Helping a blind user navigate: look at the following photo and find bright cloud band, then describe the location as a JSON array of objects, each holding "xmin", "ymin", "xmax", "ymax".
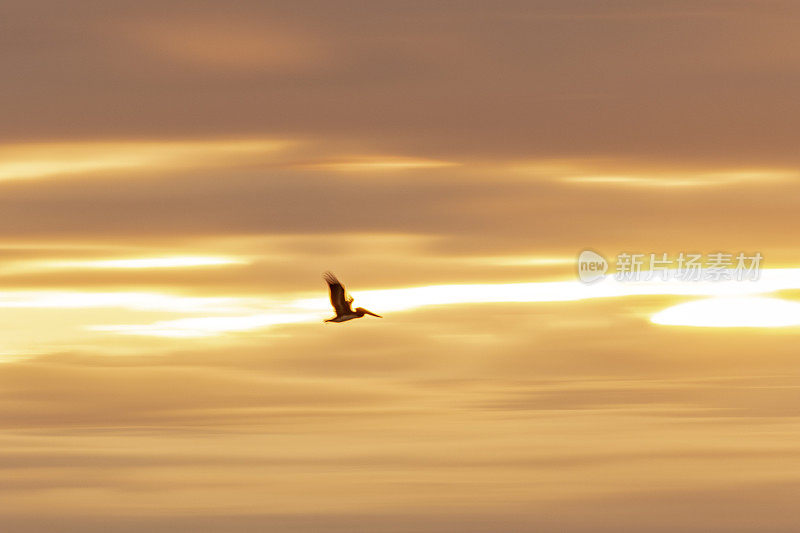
[{"xmin": 83, "ymin": 268, "xmax": 800, "ymax": 337}]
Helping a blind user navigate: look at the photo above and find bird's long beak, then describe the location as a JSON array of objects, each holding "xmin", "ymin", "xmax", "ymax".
[{"xmin": 363, "ymin": 309, "xmax": 382, "ymax": 318}]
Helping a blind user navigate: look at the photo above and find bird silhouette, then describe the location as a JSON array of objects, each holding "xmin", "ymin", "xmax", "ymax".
[{"xmin": 323, "ymin": 272, "xmax": 382, "ymax": 322}]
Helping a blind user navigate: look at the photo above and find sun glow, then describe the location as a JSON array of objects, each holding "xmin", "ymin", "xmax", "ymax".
[
  {"xmin": 87, "ymin": 268, "xmax": 800, "ymax": 337},
  {"xmin": 296, "ymin": 269, "xmax": 800, "ymax": 314},
  {"xmin": 651, "ymin": 297, "xmax": 800, "ymax": 328}
]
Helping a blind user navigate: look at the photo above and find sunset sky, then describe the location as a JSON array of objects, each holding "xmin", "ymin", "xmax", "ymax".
[{"xmin": 3, "ymin": 1, "xmax": 800, "ymax": 531}]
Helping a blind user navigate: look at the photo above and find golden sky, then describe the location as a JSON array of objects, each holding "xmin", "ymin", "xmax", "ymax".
[{"xmin": 2, "ymin": 1, "xmax": 800, "ymax": 531}]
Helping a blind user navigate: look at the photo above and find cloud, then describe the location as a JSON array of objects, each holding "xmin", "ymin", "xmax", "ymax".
[
  {"xmin": 131, "ymin": 19, "xmax": 326, "ymax": 72},
  {"xmin": 86, "ymin": 269, "xmax": 800, "ymax": 337},
  {"xmin": 296, "ymin": 156, "xmax": 458, "ymax": 172},
  {"xmin": 3, "ymin": 2, "xmax": 800, "ymax": 530},
  {"xmin": 3, "ymin": 1, "xmax": 800, "ymax": 164},
  {"xmin": 0, "ymin": 140, "xmax": 288, "ymax": 182}
]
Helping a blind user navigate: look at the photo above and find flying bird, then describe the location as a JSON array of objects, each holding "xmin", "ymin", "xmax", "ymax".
[{"xmin": 323, "ymin": 272, "xmax": 382, "ymax": 322}]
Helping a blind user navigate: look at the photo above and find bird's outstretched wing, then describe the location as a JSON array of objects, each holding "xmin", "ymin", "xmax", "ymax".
[{"xmin": 323, "ymin": 272, "xmax": 354, "ymax": 315}]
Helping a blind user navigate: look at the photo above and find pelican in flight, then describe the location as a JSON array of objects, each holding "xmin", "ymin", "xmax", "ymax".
[{"xmin": 323, "ymin": 272, "xmax": 382, "ymax": 322}]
